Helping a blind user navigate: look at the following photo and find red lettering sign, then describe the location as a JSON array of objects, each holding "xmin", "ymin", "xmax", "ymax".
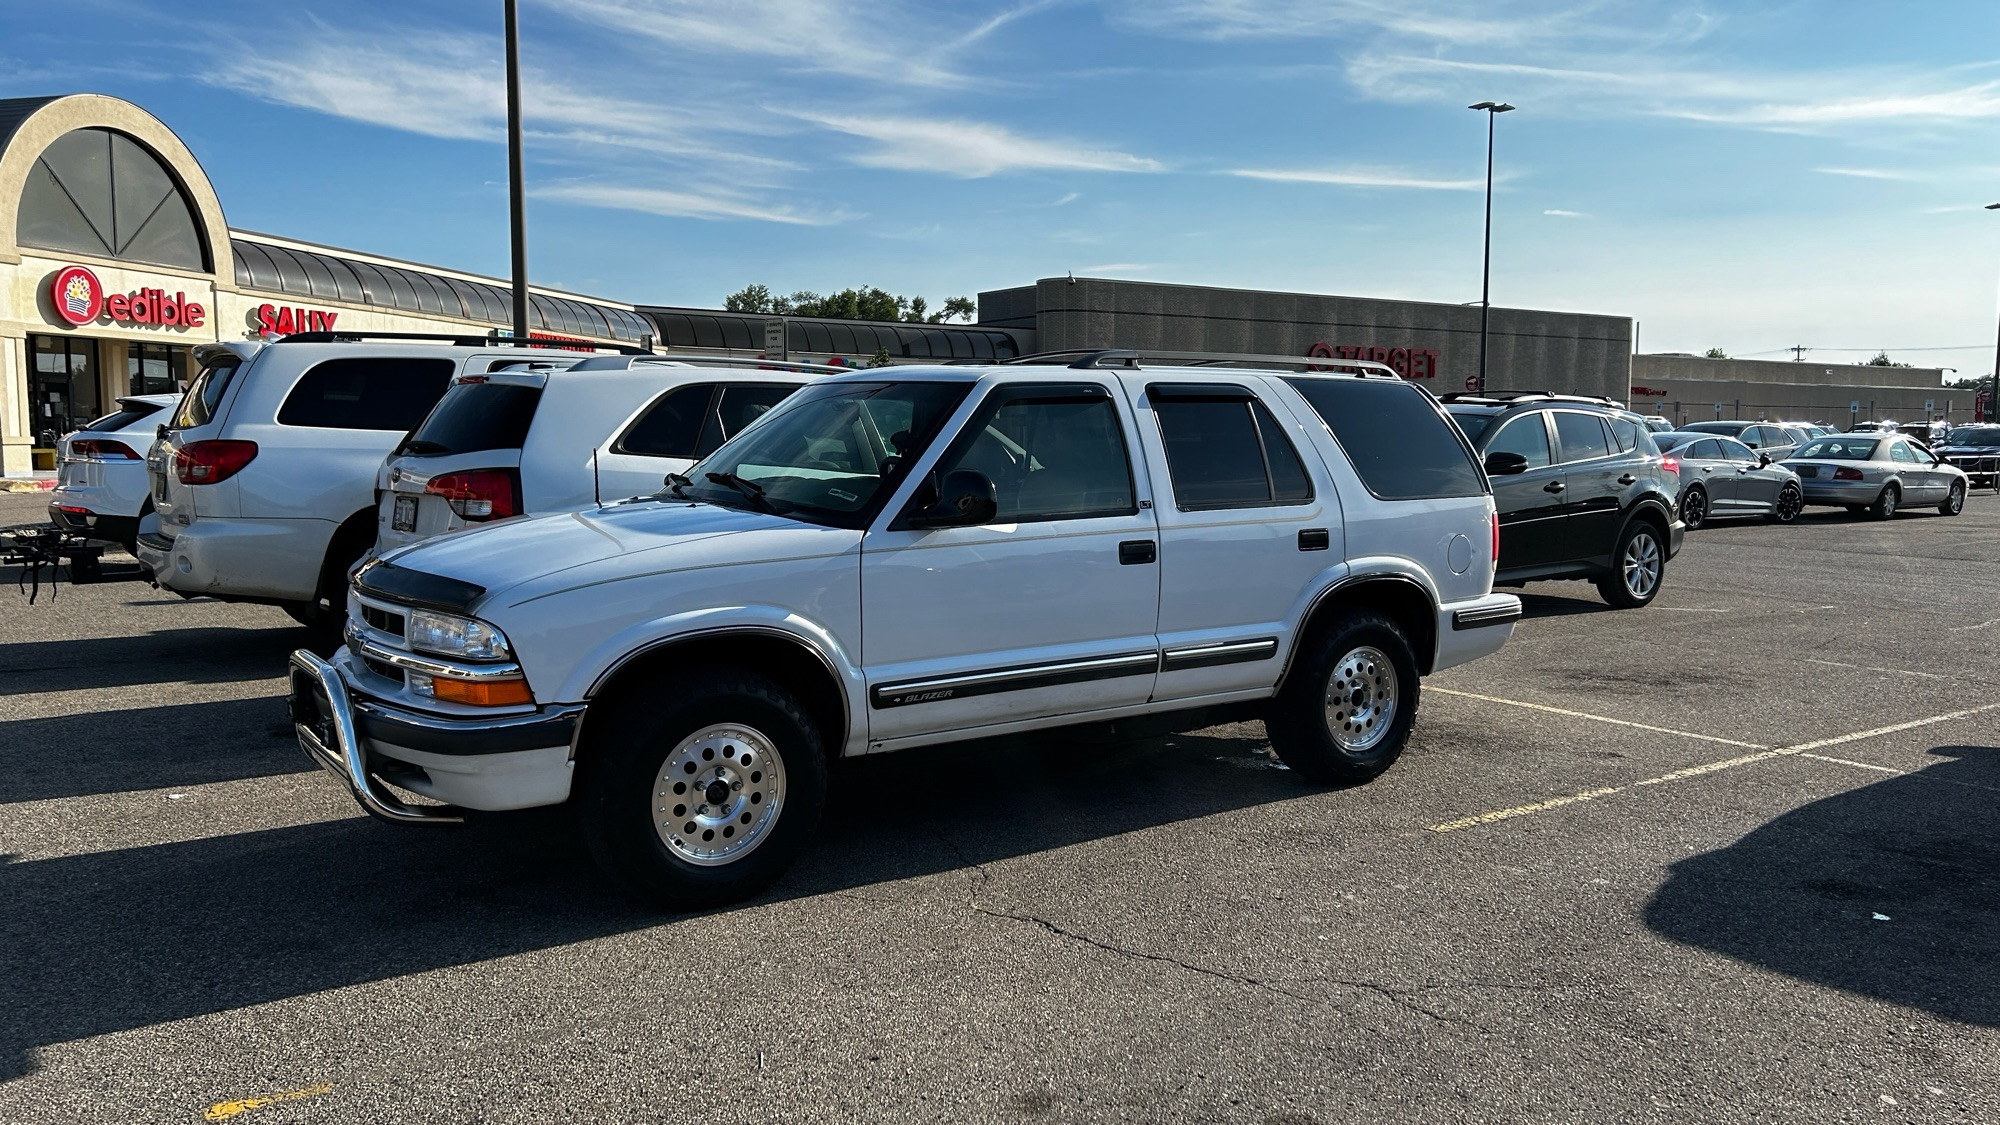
[
  {"xmin": 1629, "ymin": 385, "xmax": 1668, "ymax": 397},
  {"xmin": 1306, "ymin": 341, "xmax": 1440, "ymax": 380},
  {"xmin": 46, "ymin": 266, "xmax": 206, "ymax": 330},
  {"xmin": 255, "ymin": 303, "xmax": 339, "ymax": 336}
]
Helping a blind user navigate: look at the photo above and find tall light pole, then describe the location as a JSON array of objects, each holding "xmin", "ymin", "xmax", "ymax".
[
  {"xmin": 1987, "ymin": 203, "xmax": 2000, "ymax": 422},
  {"xmin": 505, "ymin": 0, "xmax": 529, "ymax": 344},
  {"xmin": 1469, "ymin": 102, "xmax": 1514, "ymax": 394}
]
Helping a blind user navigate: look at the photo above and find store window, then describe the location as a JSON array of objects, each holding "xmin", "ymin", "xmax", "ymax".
[
  {"xmin": 127, "ymin": 342, "xmax": 190, "ymax": 396},
  {"xmin": 30, "ymin": 335, "xmax": 101, "ymax": 442}
]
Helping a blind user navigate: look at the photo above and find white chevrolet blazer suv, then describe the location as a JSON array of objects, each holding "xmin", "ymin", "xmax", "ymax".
[
  {"xmin": 375, "ymin": 356, "xmax": 847, "ymax": 554},
  {"xmin": 289, "ymin": 353, "xmax": 1522, "ymax": 907},
  {"xmin": 136, "ymin": 334, "xmax": 613, "ymax": 628}
]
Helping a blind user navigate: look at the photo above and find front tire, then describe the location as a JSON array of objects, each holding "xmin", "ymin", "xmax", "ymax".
[
  {"xmin": 576, "ymin": 668, "xmax": 827, "ymax": 908},
  {"xmin": 1940, "ymin": 481, "xmax": 1966, "ymax": 516},
  {"xmin": 1595, "ymin": 519, "xmax": 1666, "ymax": 608},
  {"xmin": 1869, "ymin": 485, "xmax": 1899, "ymax": 521},
  {"xmin": 1680, "ymin": 486, "xmax": 1709, "ymax": 530},
  {"xmin": 1265, "ymin": 611, "xmax": 1419, "ymax": 785},
  {"xmin": 1766, "ymin": 483, "xmax": 1803, "ymax": 523}
]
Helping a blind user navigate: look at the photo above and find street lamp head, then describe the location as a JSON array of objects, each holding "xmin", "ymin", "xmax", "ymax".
[
  {"xmin": 1986, "ymin": 202, "xmax": 2000, "ymax": 210},
  {"xmin": 1470, "ymin": 101, "xmax": 1497, "ymax": 110},
  {"xmin": 1468, "ymin": 102, "xmax": 1515, "ymax": 112}
]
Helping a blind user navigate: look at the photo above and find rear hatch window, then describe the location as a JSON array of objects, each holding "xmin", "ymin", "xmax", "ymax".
[
  {"xmin": 1288, "ymin": 378, "xmax": 1485, "ymax": 499},
  {"xmin": 82, "ymin": 400, "xmax": 166, "ymax": 434},
  {"xmin": 398, "ymin": 381, "xmax": 542, "ymax": 456}
]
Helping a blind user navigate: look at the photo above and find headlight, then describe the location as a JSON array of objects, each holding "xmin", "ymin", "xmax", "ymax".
[{"xmin": 406, "ymin": 609, "xmax": 514, "ymax": 661}]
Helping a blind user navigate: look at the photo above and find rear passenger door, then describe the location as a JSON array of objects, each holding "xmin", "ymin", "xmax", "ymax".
[
  {"xmin": 1550, "ymin": 410, "xmax": 1626, "ymax": 564},
  {"xmin": 594, "ymin": 382, "xmax": 801, "ymax": 502},
  {"xmin": 1141, "ymin": 382, "xmax": 1327, "ymax": 700}
]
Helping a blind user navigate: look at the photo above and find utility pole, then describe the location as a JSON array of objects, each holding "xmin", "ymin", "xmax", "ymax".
[
  {"xmin": 1989, "ymin": 204, "xmax": 2000, "ymax": 421},
  {"xmin": 1790, "ymin": 345, "xmax": 1807, "ymax": 362},
  {"xmin": 505, "ymin": 0, "xmax": 529, "ymax": 344},
  {"xmin": 1468, "ymin": 102, "xmax": 1514, "ymax": 394}
]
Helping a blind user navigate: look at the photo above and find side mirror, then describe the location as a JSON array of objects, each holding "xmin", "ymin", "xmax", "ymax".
[
  {"xmin": 1484, "ymin": 451, "xmax": 1530, "ymax": 476},
  {"xmin": 905, "ymin": 469, "xmax": 998, "ymax": 528},
  {"xmin": 1758, "ymin": 452, "xmax": 1772, "ymax": 467}
]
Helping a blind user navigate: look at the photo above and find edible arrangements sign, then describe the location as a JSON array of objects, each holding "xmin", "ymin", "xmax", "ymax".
[{"xmin": 47, "ymin": 265, "xmax": 207, "ymax": 329}]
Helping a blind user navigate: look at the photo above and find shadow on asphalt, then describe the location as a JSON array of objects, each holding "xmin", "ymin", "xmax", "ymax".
[
  {"xmin": 1516, "ymin": 591, "xmax": 1616, "ymax": 619},
  {"xmin": 1646, "ymin": 743, "xmax": 2000, "ymax": 1027},
  {"xmin": 0, "ymin": 696, "xmax": 307, "ymax": 804},
  {"xmin": 0, "ymin": 727, "xmax": 1297, "ymax": 1080},
  {"xmin": 0, "ymin": 626, "xmax": 319, "ymax": 697}
]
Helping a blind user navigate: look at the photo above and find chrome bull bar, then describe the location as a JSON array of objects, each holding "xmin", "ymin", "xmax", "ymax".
[{"xmin": 288, "ymin": 648, "xmax": 464, "ymax": 824}]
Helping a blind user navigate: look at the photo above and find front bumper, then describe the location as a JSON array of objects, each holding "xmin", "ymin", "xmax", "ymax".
[{"xmin": 288, "ymin": 649, "xmax": 585, "ymax": 821}]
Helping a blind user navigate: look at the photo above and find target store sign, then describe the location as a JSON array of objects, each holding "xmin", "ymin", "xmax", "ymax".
[{"xmin": 46, "ymin": 264, "xmax": 207, "ymax": 329}]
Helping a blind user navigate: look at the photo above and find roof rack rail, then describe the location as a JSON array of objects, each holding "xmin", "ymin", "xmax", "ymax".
[
  {"xmin": 1005, "ymin": 348, "xmax": 1399, "ymax": 377},
  {"xmin": 276, "ymin": 330, "xmax": 654, "ymax": 355},
  {"xmin": 1438, "ymin": 389, "xmax": 1626, "ymax": 409},
  {"xmin": 630, "ymin": 354, "xmax": 866, "ymax": 376}
]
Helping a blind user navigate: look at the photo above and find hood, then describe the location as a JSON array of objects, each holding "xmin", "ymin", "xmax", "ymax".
[{"xmin": 381, "ymin": 500, "xmax": 857, "ymax": 607}]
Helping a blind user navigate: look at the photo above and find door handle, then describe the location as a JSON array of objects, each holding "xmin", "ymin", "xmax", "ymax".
[
  {"xmin": 1543, "ymin": 480, "xmax": 1565, "ymax": 493},
  {"xmin": 1119, "ymin": 540, "xmax": 1157, "ymax": 565},
  {"xmin": 1617, "ymin": 473, "xmax": 1636, "ymax": 485},
  {"xmin": 1701, "ymin": 466, "xmax": 1714, "ymax": 473}
]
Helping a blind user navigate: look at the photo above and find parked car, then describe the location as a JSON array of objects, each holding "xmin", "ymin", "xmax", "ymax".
[
  {"xmin": 1934, "ymin": 424, "xmax": 2000, "ymax": 491},
  {"xmin": 1678, "ymin": 420, "xmax": 1803, "ymax": 462},
  {"xmin": 376, "ymin": 356, "xmax": 844, "ymax": 553},
  {"xmin": 290, "ymin": 353, "xmax": 1522, "ymax": 906},
  {"xmin": 136, "ymin": 333, "xmax": 622, "ymax": 630},
  {"xmin": 1641, "ymin": 415, "xmax": 1674, "ymax": 433},
  {"xmin": 1443, "ymin": 393, "xmax": 1683, "ymax": 608},
  {"xmin": 1651, "ymin": 432, "xmax": 1803, "ymax": 528},
  {"xmin": 1782, "ymin": 434, "xmax": 1968, "ymax": 519},
  {"xmin": 1848, "ymin": 421, "xmax": 1898, "ymax": 434},
  {"xmin": 47, "ymin": 393, "xmax": 179, "ymax": 551}
]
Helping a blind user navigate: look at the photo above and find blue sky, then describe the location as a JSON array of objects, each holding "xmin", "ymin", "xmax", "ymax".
[{"xmin": 7, "ymin": 0, "xmax": 2000, "ymax": 370}]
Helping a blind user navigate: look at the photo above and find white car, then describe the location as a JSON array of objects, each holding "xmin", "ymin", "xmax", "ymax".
[
  {"xmin": 290, "ymin": 351, "xmax": 1522, "ymax": 908},
  {"xmin": 48, "ymin": 393, "xmax": 180, "ymax": 551},
  {"xmin": 136, "ymin": 333, "xmax": 620, "ymax": 629},
  {"xmin": 376, "ymin": 356, "xmax": 844, "ymax": 553}
]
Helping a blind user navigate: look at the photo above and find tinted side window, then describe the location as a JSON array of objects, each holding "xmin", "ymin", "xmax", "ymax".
[
  {"xmin": 276, "ymin": 357, "xmax": 453, "ymax": 431},
  {"xmin": 1554, "ymin": 412, "xmax": 1612, "ymax": 463},
  {"xmin": 1154, "ymin": 397, "xmax": 1313, "ymax": 510},
  {"xmin": 1488, "ymin": 414, "xmax": 1552, "ymax": 469},
  {"xmin": 1609, "ymin": 417, "xmax": 1640, "ymax": 452},
  {"xmin": 695, "ymin": 384, "xmax": 802, "ymax": 457},
  {"xmin": 617, "ymin": 383, "xmax": 715, "ymax": 457},
  {"xmin": 1687, "ymin": 439, "xmax": 1722, "ymax": 460},
  {"xmin": 935, "ymin": 391, "xmax": 1135, "ymax": 522},
  {"xmin": 173, "ymin": 355, "xmax": 242, "ymax": 428},
  {"xmin": 404, "ymin": 382, "xmax": 541, "ymax": 456},
  {"xmin": 1284, "ymin": 378, "xmax": 1484, "ymax": 499}
]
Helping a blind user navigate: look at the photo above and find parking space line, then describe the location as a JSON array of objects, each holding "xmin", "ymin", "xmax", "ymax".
[
  {"xmin": 1428, "ymin": 701, "xmax": 2000, "ymax": 834},
  {"xmin": 1803, "ymin": 658, "xmax": 1948, "ymax": 680},
  {"xmin": 1428, "ymin": 688, "xmax": 1765, "ymax": 749},
  {"xmin": 205, "ymin": 1084, "xmax": 333, "ymax": 1121}
]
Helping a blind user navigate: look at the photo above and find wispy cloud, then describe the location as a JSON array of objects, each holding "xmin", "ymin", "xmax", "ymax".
[
  {"xmin": 1053, "ymin": 192, "xmax": 1082, "ymax": 205},
  {"xmin": 1814, "ymin": 167, "xmax": 1913, "ymax": 181},
  {"xmin": 798, "ymin": 113, "xmax": 1162, "ymax": 177},
  {"xmin": 1230, "ymin": 166, "xmax": 1484, "ymax": 190},
  {"xmin": 1543, "ymin": 208, "xmax": 1589, "ymax": 217},
  {"xmin": 1670, "ymin": 82, "xmax": 2000, "ymax": 126},
  {"xmin": 531, "ymin": 183, "xmax": 843, "ymax": 225}
]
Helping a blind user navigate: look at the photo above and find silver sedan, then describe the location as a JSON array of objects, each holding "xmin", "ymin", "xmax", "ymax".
[
  {"xmin": 1654, "ymin": 432, "xmax": 1803, "ymax": 528},
  {"xmin": 1782, "ymin": 434, "xmax": 1970, "ymax": 520}
]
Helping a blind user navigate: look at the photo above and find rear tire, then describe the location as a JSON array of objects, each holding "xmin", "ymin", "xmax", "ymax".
[
  {"xmin": 1869, "ymin": 485, "xmax": 1899, "ymax": 521},
  {"xmin": 1265, "ymin": 611, "xmax": 1419, "ymax": 785},
  {"xmin": 576, "ymin": 668, "xmax": 827, "ymax": 909},
  {"xmin": 1940, "ymin": 481, "xmax": 1966, "ymax": 516},
  {"xmin": 1595, "ymin": 519, "xmax": 1666, "ymax": 609},
  {"xmin": 1679, "ymin": 486, "xmax": 1709, "ymax": 530}
]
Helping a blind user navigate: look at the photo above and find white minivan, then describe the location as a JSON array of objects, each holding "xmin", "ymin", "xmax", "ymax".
[{"xmin": 375, "ymin": 356, "xmax": 845, "ymax": 553}]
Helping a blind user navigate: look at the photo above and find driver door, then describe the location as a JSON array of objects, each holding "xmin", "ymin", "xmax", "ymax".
[{"xmin": 860, "ymin": 378, "xmax": 1161, "ymax": 745}]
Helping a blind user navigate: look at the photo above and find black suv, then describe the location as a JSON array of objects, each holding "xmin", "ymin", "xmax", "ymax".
[{"xmin": 1442, "ymin": 392, "xmax": 1684, "ymax": 608}]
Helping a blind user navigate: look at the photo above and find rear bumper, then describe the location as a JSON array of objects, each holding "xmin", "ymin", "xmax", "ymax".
[
  {"xmin": 135, "ymin": 516, "xmax": 332, "ymax": 601},
  {"xmin": 1799, "ymin": 479, "xmax": 1883, "ymax": 505},
  {"xmin": 1433, "ymin": 590, "xmax": 1521, "ymax": 673},
  {"xmin": 288, "ymin": 649, "xmax": 583, "ymax": 818},
  {"xmin": 49, "ymin": 502, "xmax": 137, "ymax": 546}
]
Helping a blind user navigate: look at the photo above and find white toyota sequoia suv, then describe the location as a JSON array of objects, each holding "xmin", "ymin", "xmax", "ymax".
[{"xmin": 290, "ymin": 352, "xmax": 1522, "ymax": 907}]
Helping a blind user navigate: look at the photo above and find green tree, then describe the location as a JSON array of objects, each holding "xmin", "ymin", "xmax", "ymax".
[
  {"xmin": 1866, "ymin": 351, "xmax": 1912, "ymax": 368},
  {"xmin": 1704, "ymin": 347, "xmax": 1727, "ymax": 359},
  {"xmin": 723, "ymin": 284, "xmax": 976, "ymax": 324}
]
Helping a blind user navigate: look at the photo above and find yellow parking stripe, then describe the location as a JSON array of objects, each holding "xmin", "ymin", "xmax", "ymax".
[
  {"xmin": 204, "ymin": 1084, "xmax": 333, "ymax": 1121},
  {"xmin": 1430, "ymin": 687, "xmax": 1765, "ymax": 748}
]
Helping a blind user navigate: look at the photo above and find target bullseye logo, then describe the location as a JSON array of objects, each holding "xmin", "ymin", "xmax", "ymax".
[{"xmin": 50, "ymin": 265, "xmax": 102, "ymax": 326}]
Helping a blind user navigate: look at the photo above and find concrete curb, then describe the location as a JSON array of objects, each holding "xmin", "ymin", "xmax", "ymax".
[{"xmin": 1, "ymin": 478, "xmax": 57, "ymax": 493}]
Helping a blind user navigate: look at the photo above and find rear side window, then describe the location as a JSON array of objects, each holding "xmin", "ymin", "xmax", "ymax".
[
  {"xmin": 1554, "ymin": 412, "xmax": 1612, "ymax": 463},
  {"xmin": 403, "ymin": 382, "xmax": 542, "ymax": 456},
  {"xmin": 1285, "ymin": 377, "xmax": 1484, "ymax": 499},
  {"xmin": 695, "ymin": 384, "xmax": 802, "ymax": 458},
  {"xmin": 1609, "ymin": 416, "xmax": 1640, "ymax": 452},
  {"xmin": 277, "ymin": 357, "xmax": 453, "ymax": 430},
  {"xmin": 1153, "ymin": 394, "xmax": 1312, "ymax": 510},
  {"xmin": 1687, "ymin": 439, "xmax": 1722, "ymax": 459},
  {"xmin": 617, "ymin": 383, "xmax": 715, "ymax": 457},
  {"xmin": 172, "ymin": 354, "xmax": 243, "ymax": 428}
]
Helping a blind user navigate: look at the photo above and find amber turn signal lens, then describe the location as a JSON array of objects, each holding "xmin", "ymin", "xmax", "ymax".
[{"xmin": 432, "ymin": 676, "xmax": 534, "ymax": 706}]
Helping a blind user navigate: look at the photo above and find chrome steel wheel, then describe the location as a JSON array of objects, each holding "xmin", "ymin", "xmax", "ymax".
[
  {"xmin": 1944, "ymin": 482, "xmax": 1965, "ymax": 515},
  {"xmin": 1323, "ymin": 645, "xmax": 1399, "ymax": 754},
  {"xmin": 652, "ymin": 723, "xmax": 785, "ymax": 867},
  {"xmin": 1622, "ymin": 531, "xmax": 1662, "ymax": 600}
]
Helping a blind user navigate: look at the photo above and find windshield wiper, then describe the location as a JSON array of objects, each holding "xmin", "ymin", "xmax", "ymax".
[
  {"xmin": 399, "ymin": 439, "xmax": 450, "ymax": 455},
  {"xmin": 705, "ymin": 470, "xmax": 776, "ymax": 513}
]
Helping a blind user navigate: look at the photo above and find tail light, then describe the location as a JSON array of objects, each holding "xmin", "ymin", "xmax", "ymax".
[
  {"xmin": 1832, "ymin": 466, "xmax": 1865, "ymax": 480},
  {"xmin": 425, "ymin": 469, "xmax": 521, "ymax": 521},
  {"xmin": 174, "ymin": 440, "xmax": 259, "ymax": 484},
  {"xmin": 1659, "ymin": 455, "xmax": 1679, "ymax": 475},
  {"xmin": 70, "ymin": 438, "xmax": 141, "ymax": 460},
  {"xmin": 1490, "ymin": 510, "xmax": 1501, "ymax": 567}
]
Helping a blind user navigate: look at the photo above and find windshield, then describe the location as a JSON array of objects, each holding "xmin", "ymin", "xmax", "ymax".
[
  {"xmin": 1795, "ymin": 438, "xmax": 1877, "ymax": 460},
  {"xmin": 677, "ymin": 380, "xmax": 971, "ymax": 528},
  {"xmin": 1947, "ymin": 426, "xmax": 2000, "ymax": 448},
  {"xmin": 1445, "ymin": 407, "xmax": 1502, "ymax": 446},
  {"xmin": 171, "ymin": 353, "xmax": 244, "ymax": 429}
]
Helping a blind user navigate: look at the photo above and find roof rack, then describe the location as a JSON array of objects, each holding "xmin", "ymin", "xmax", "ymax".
[
  {"xmin": 1438, "ymin": 390, "xmax": 1627, "ymax": 409},
  {"xmin": 1005, "ymin": 348, "xmax": 1399, "ymax": 377},
  {"xmin": 627, "ymin": 354, "xmax": 868, "ymax": 376},
  {"xmin": 275, "ymin": 330, "xmax": 654, "ymax": 356}
]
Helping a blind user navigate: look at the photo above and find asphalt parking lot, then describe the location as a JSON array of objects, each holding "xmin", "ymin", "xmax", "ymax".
[{"xmin": 3, "ymin": 490, "xmax": 1998, "ymax": 1124}]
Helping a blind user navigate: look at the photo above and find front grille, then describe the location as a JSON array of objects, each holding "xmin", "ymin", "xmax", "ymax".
[
  {"xmin": 361, "ymin": 604, "xmax": 406, "ymax": 638},
  {"xmin": 362, "ymin": 654, "xmax": 405, "ymax": 683}
]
